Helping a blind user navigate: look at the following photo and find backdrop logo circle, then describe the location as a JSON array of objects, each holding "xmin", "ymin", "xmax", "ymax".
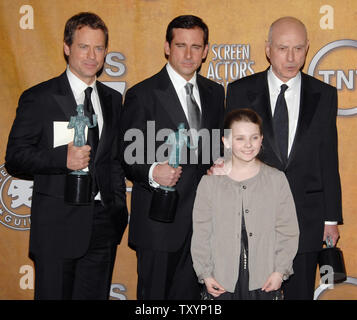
[
  {"xmin": 0, "ymin": 164, "xmax": 31, "ymax": 231},
  {"xmin": 307, "ymin": 39, "xmax": 357, "ymax": 116}
]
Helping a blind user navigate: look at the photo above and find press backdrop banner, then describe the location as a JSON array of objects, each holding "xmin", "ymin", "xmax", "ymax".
[{"xmin": 0, "ymin": 0, "xmax": 356, "ymax": 300}]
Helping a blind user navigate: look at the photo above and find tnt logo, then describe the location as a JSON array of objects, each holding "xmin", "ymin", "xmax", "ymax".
[
  {"xmin": 307, "ymin": 39, "xmax": 357, "ymax": 116},
  {"xmin": 0, "ymin": 164, "xmax": 31, "ymax": 231}
]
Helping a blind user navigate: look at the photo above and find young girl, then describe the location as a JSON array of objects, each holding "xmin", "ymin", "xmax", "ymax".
[{"xmin": 191, "ymin": 108, "xmax": 299, "ymax": 300}]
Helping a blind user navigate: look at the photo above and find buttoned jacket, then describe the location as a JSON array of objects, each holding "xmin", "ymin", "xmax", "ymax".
[
  {"xmin": 5, "ymin": 72, "xmax": 128, "ymax": 259},
  {"xmin": 120, "ymin": 66, "xmax": 225, "ymax": 252},
  {"xmin": 226, "ymin": 70, "xmax": 342, "ymax": 253},
  {"xmin": 191, "ymin": 163, "xmax": 299, "ymax": 291}
]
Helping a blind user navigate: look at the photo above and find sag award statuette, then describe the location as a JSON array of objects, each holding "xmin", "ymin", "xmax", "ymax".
[
  {"xmin": 149, "ymin": 123, "xmax": 197, "ymax": 223},
  {"xmin": 64, "ymin": 104, "xmax": 97, "ymax": 205}
]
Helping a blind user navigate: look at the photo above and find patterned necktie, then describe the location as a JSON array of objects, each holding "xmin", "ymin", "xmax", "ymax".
[
  {"xmin": 184, "ymin": 83, "xmax": 201, "ymax": 131},
  {"xmin": 273, "ymin": 84, "xmax": 289, "ymax": 165}
]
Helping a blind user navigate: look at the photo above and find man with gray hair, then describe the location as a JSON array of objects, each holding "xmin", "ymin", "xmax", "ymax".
[{"xmin": 224, "ymin": 16, "xmax": 342, "ymax": 299}]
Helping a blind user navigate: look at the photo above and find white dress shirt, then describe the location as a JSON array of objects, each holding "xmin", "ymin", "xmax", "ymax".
[
  {"xmin": 166, "ymin": 62, "xmax": 202, "ymax": 115},
  {"xmin": 66, "ymin": 66, "xmax": 103, "ymax": 199},
  {"xmin": 148, "ymin": 63, "xmax": 202, "ymax": 187},
  {"xmin": 267, "ymin": 66, "xmax": 300, "ymax": 156},
  {"xmin": 66, "ymin": 66, "xmax": 103, "ymax": 135},
  {"xmin": 267, "ymin": 66, "xmax": 335, "ymax": 225}
]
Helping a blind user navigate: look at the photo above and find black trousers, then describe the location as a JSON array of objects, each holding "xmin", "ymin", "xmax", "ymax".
[
  {"xmin": 282, "ymin": 252, "xmax": 319, "ymax": 300},
  {"xmin": 33, "ymin": 202, "xmax": 117, "ymax": 300},
  {"xmin": 136, "ymin": 233, "xmax": 200, "ymax": 300}
]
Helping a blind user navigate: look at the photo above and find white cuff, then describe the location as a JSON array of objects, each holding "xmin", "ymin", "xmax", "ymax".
[
  {"xmin": 148, "ymin": 162, "xmax": 160, "ymax": 188},
  {"xmin": 324, "ymin": 221, "xmax": 337, "ymax": 225}
]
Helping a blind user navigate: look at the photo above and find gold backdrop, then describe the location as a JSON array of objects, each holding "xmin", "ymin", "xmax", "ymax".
[{"xmin": 0, "ymin": 0, "xmax": 356, "ymax": 300}]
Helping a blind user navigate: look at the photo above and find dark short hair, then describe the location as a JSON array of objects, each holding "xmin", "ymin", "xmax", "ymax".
[
  {"xmin": 166, "ymin": 15, "xmax": 209, "ymax": 45},
  {"xmin": 224, "ymin": 108, "xmax": 263, "ymax": 136},
  {"xmin": 63, "ymin": 12, "xmax": 108, "ymax": 62}
]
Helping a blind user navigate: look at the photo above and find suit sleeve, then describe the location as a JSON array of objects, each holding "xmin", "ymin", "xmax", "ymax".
[
  {"xmin": 321, "ymin": 87, "xmax": 342, "ymax": 223},
  {"xmin": 111, "ymin": 94, "xmax": 128, "ymax": 209},
  {"xmin": 191, "ymin": 175, "xmax": 214, "ymax": 282},
  {"xmin": 217, "ymin": 84, "xmax": 225, "ymax": 126},
  {"xmin": 213, "ymin": 84, "xmax": 225, "ymax": 161},
  {"xmin": 274, "ymin": 172, "xmax": 299, "ymax": 279},
  {"xmin": 120, "ymin": 87, "xmax": 152, "ymax": 187},
  {"xmin": 226, "ymin": 82, "xmax": 238, "ymax": 114},
  {"xmin": 5, "ymin": 90, "xmax": 68, "ymax": 179}
]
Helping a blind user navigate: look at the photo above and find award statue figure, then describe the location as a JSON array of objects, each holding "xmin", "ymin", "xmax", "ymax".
[
  {"xmin": 149, "ymin": 123, "xmax": 197, "ymax": 222},
  {"xmin": 64, "ymin": 104, "xmax": 98, "ymax": 205}
]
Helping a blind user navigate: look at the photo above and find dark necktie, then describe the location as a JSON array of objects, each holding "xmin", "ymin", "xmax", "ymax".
[
  {"xmin": 184, "ymin": 83, "xmax": 201, "ymax": 131},
  {"xmin": 84, "ymin": 87, "xmax": 99, "ymax": 158},
  {"xmin": 273, "ymin": 84, "xmax": 289, "ymax": 165},
  {"xmin": 83, "ymin": 87, "xmax": 99, "ymax": 196},
  {"xmin": 83, "ymin": 86, "xmax": 99, "ymax": 200}
]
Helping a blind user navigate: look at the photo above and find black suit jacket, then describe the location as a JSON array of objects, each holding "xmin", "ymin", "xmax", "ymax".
[
  {"xmin": 226, "ymin": 70, "xmax": 342, "ymax": 253},
  {"xmin": 120, "ymin": 66, "xmax": 225, "ymax": 252},
  {"xmin": 5, "ymin": 72, "xmax": 128, "ymax": 259}
]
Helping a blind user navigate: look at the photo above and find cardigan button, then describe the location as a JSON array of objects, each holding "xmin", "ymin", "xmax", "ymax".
[
  {"xmin": 242, "ymin": 185, "xmax": 247, "ymax": 190},
  {"xmin": 245, "ymin": 209, "xmax": 249, "ymax": 214},
  {"xmin": 249, "ymin": 232, "xmax": 253, "ymax": 237}
]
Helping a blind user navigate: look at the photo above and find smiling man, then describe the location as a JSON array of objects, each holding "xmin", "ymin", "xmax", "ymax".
[
  {"xmin": 120, "ymin": 15, "xmax": 224, "ymax": 299},
  {"xmin": 225, "ymin": 16, "xmax": 342, "ymax": 300},
  {"xmin": 5, "ymin": 12, "xmax": 128, "ymax": 300}
]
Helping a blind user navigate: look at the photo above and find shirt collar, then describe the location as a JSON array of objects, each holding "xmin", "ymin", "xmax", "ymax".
[
  {"xmin": 267, "ymin": 66, "xmax": 301, "ymax": 93},
  {"xmin": 66, "ymin": 65, "xmax": 97, "ymax": 98},
  {"xmin": 166, "ymin": 62, "xmax": 197, "ymax": 91}
]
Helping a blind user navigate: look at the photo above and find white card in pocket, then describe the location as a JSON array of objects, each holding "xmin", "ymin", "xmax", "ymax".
[{"xmin": 53, "ymin": 121, "xmax": 87, "ymax": 148}]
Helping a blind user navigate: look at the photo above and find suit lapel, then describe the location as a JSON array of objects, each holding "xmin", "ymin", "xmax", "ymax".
[
  {"xmin": 250, "ymin": 72, "xmax": 282, "ymax": 163},
  {"xmin": 287, "ymin": 73, "xmax": 320, "ymax": 166},
  {"xmin": 154, "ymin": 67, "xmax": 190, "ymax": 130},
  {"xmin": 53, "ymin": 72, "xmax": 77, "ymax": 119},
  {"xmin": 196, "ymin": 74, "xmax": 212, "ymax": 130},
  {"xmin": 53, "ymin": 72, "xmax": 113, "ymax": 164},
  {"xmin": 94, "ymin": 81, "xmax": 112, "ymax": 163},
  {"xmin": 196, "ymin": 75, "xmax": 215, "ymax": 160}
]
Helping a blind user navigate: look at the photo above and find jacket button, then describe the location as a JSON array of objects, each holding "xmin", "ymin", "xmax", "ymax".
[
  {"xmin": 245, "ymin": 209, "xmax": 249, "ymax": 214},
  {"xmin": 249, "ymin": 232, "xmax": 253, "ymax": 237},
  {"xmin": 242, "ymin": 185, "xmax": 247, "ymax": 190}
]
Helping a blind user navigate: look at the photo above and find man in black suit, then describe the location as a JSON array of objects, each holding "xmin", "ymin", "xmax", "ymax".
[
  {"xmin": 120, "ymin": 15, "xmax": 224, "ymax": 299},
  {"xmin": 5, "ymin": 12, "xmax": 128, "ymax": 300},
  {"xmin": 225, "ymin": 16, "xmax": 342, "ymax": 299}
]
